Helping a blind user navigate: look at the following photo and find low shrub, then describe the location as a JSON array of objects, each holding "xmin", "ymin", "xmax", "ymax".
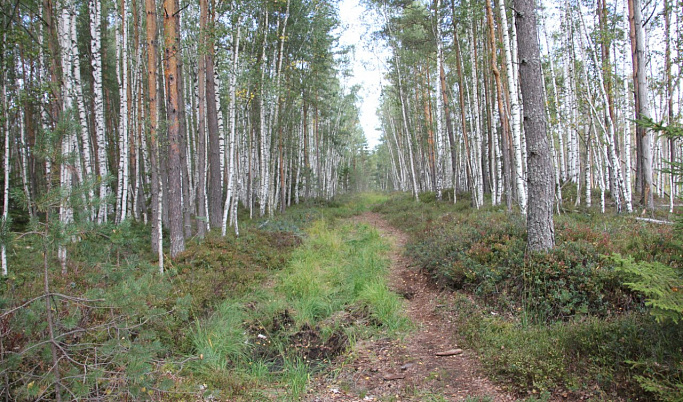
[{"xmin": 378, "ymin": 193, "xmax": 683, "ymax": 399}]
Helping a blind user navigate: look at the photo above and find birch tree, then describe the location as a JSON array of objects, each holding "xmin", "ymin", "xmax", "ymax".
[
  {"xmin": 146, "ymin": 0, "xmax": 163, "ymax": 270},
  {"xmin": 1, "ymin": 49, "xmax": 8, "ymax": 276},
  {"xmin": 629, "ymin": 0, "xmax": 653, "ymax": 210},
  {"xmin": 498, "ymin": 0, "xmax": 526, "ymax": 214},
  {"xmin": 90, "ymin": 0, "xmax": 108, "ymax": 223}
]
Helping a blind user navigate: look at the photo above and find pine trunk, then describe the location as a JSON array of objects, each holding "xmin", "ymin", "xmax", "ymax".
[
  {"xmin": 163, "ymin": 0, "xmax": 185, "ymax": 258},
  {"xmin": 515, "ymin": 0, "xmax": 555, "ymax": 251}
]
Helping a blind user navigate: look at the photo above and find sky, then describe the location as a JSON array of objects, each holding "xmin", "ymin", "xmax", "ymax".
[{"xmin": 335, "ymin": 0, "xmax": 389, "ymax": 150}]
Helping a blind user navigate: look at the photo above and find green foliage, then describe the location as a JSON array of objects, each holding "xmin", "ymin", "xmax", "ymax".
[
  {"xmin": 450, "ymin": 293, "xmax": 683, "ymax": 400},
  {"xmin": 612, "ymin": 254, "xmax": 683, "ymax": 323},
  {"xmin": 2, "ymin": 214, "xmax": 298, "ymax": 400},
  {"xmin": 405, "ymin": 209, "xmax": 637, "ymax": 322},
  {"xmin": 376, "ymin": 193, "xmax": 683, "ymax": 399}
]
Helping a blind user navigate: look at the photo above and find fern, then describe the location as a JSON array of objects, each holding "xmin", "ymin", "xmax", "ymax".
[{"xmin": 612, "ymin": 254, "xmax": 683, "ymax": 323}]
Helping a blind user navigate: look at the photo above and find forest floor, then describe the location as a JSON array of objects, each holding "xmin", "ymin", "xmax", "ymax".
[{"xmin": 305, "ymin": 212, "xmax": 514, "ymax": 401}]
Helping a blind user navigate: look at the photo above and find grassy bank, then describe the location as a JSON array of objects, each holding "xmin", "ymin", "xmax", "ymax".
[{"xmin": 375, "ymin": 192, "xmax": 683, "ymax": 401}]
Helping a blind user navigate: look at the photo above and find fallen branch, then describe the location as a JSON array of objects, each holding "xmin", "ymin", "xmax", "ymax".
[{"xmin": 635, "ymin": 217, "xmax": 674, "ymax": 225}]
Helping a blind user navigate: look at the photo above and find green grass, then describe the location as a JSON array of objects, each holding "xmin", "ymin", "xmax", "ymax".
[
  {"xmin": 2, "ymin": 194, "xmax": 403, "ymax": 400},
  {"xmin": 184, "ymin": 196, "xmax": 409, "ymax": 399}
]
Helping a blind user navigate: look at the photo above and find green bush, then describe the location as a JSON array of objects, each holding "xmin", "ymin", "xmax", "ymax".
[{"xmin": 407, "ymin": 210, "xmax": 636, "ymax": 322}]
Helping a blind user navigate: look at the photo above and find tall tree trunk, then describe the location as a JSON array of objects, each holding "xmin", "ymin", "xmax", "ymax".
[
  {"xmin": 197, "ymin": 0, "xmax": 209, "ymax": 237},
  {"xmin": 498, "ymin": 0, "xmax": 526, "ymax": 214},
  {"xmin": 223, "ymin": 20, "xmax": 241, "ymax": 236},
  {"xmin": 420, "ymin": 65, "xmax": 437, "ymax": 193},
  {"xmin": 176, "ymin": 58, "xmax": 193, "ymax": 238},
  {"xmin": 90, "ymin": 0, "xmax": 108, "ymax": 223},
  {"xmin": 258, "ymin": 10, "xmax": 269, "ymax": 216},
  {"xmin": 395, "ymin": 55, "xmax": 419, "ymax": 201},
  {"xmin": 273, "ymin": 0, "xmax": 290, "ymax": 212},
  {"xmin": 116, "ymin": 0, "xmax": 130, "ymax": 223},
  {"xmin": 485, "ymin": 0, "xmax": 513, "ymax": 209},
  {"xmin": 469, "ymin": 18, "xmax": 484, "ymax": 208},
  {"xmin": 434, "ymin": 0, "xmax": 444, "ymax": 200},
  {"xmin": 664, "ymin": 0, "xmax": 674, "ymax": 213},
  {"xmin": 577, "ymin": 7, "xmax": 630, "ymax": 213},
  {"xmin": 1, "ymin": 57, "xmax": 9, "ymax": 276},
  {"xmin": 145, "ymin": 0, "xmax": 163, "ymax": 271},
  {"xmin": 452, "ymin": 21, "xmax": 475, "ymax": 204},
  {"xmin": 629, "ymin": 0, "xmax": 653, "ymax": 210},
  {"xmin": 382, "ymin": 6, "xmax": 419, "ymax": 201},
  {"xmin": 58, "ymin": 0, "xmax": 76, "ymax": 274},
  {"xmin": 70, "ymin": 6, "xmax": 94, "ymax": 216},
  {"xmin": 515, "ymin": 0, "xmax": 554, "ymax": 251},
  {"xmin": 439, "ymin": 64, "xmax": 457, "ymax": 193},
  {"xmin": 205, "ymin": 0, "xmax": 222, "ymax": 228},
  {"xmin": 163, "ymin": 0, "xmax": 185, "ymax": 258}
]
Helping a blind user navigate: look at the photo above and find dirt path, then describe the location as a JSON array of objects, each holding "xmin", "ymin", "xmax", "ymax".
[{"xmin": 306, "ymin": 212, "xmax": 514, "ymax": 401}]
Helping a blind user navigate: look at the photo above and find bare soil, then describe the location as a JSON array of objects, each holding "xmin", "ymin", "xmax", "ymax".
[{"xmin": 305, "ymin": 212, "xmax": 514, "ymax": 401}]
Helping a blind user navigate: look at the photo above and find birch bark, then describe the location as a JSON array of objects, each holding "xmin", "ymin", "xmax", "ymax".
[
  {"xmin": 434, "ymin": 0, "xmax": 444, "ymax": 200},
  {"xmin": 145, "ymin": 0, "xmax": 163, "ymax": 271},
  {"xmin": 116, "ymin": 0, "xmax": 129, "ymax": 223},
  {"xmin": 1, "ymin": 60, "xmax": 8, "ymax": 276},
  {"xmin": 498, "ymin": 0, "xmax": 526, "ymax": 214},
  {"xmin": 223, "ymin": 20, "xmax": 241, "ymax": 236}
]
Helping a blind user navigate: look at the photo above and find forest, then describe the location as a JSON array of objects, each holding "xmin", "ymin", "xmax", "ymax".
[{"xmin": 0, "ymin": 0, "xmax": 681, "ymax": 399}]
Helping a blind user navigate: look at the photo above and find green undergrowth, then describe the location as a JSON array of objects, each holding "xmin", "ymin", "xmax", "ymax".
[
  {"xmin": 189, "ymin": 217, "xmax": 410, "ymax": 400},
  {"xmin": 376, "ymin": 192, "xmax": 683, "ymax": 400},
  {"xmin": 0, "ymin": 219, "xmax": 299, "ymax": 399},
  {"xmin": 1, "ymin": 193, "xmax": 402, "ymax": 400}
]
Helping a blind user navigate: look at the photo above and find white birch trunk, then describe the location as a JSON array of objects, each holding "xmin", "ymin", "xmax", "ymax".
[
  {"xmin": 578, "ymin": 8, "xmax": 631, "ymax": 213},
  {"xmin": 116, "ymin": 2, "xmax": 129, "ymax": 223},
  {"xmin": 223, "ymin": 21, "xmax": 240, "ymax": 236},
  {"xmin": 70, "ymin": 9, "xmax": 94, "ymax": 186},
  {"xmin": 543, "ymin": 26, "xmax": 566, "ymax": 182},
  {"xmin": 434, "ymin": 0, "xmax": 444, "ymax": 200},
  {"xmin": 586, "ymin": 125, "xmax": 592, "ymax": 208},
  {"xmin": 58, "ymin": 0, "xmax": 76, "ymax": 274},
  {"xmin": 1, "ymin": 64, "xmax": 9, "ymax": 276},
  {"xmin": 498, "ymin": 0, "xmax": 526, "ymax": 214},
  {"xmin": 258, "ymin": 11, "xmax": 269, "ymax": 217},
  {"xmin": 389, "ymin": 117, "xmax": 407, "ymax": 191},
  {"xmin": 397, "ymin": 60, "xmax": 419, "ymax": 201},
  {"xmin": 215, "ymin": 71, "xmax": 226, "ymax": 191},
  {"xmin": 468, "ymin": 24, "xmax": 483, "ymax": 208},
  {"xmin": 294, "ymin": 114, "xmax": 302, "ymax": 204},
  {"xmin": 382, "ymin": 3, "xmax": 418, "ymax": 201},
  {"xmin": 492, "ymin": 101, "xmax": 503, "ymax": 205},
  {"xmin": 633, "ymin": 0, "xmax": 653, "ymax": 210},
  {"xmin": 592, "ymin": 128, "xmax": 606, "ymax": 213},
  {"xmin": 15, "ymin": 112, "xmax": 30, "ymax": 216},
  {"xmin": 90, "ymin": 0, "xmax": 108, "ymax": 223}
]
